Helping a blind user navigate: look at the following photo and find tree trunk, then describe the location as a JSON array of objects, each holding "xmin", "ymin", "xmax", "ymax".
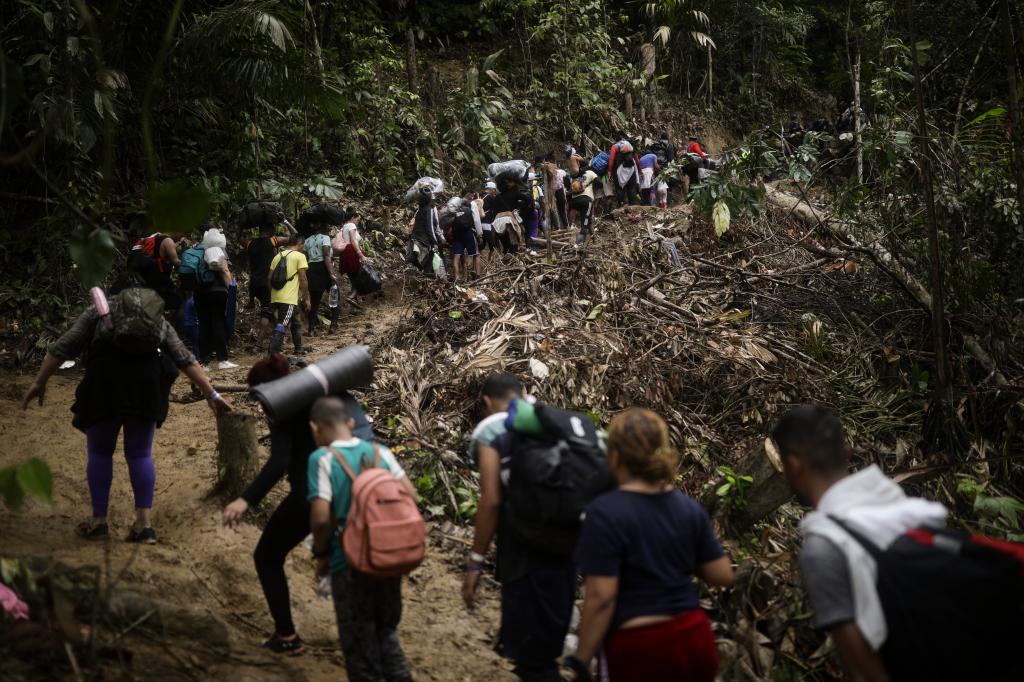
[
  {"xmin": 304, "ymin": 0, "xmax": 325, "ymax": 84},
  {"xmin": 705, "ymin": 438, "xmax": 791, "ymax": 534},
  {"xmin": 907, "ymin": 0, "xmax": 950, "ymax": 399},
  {"xmin": 624, "ymin": 92, "xmax": 633, "ymax": 119},
  {"xmin": 215, "ymin": 412, "xmax": 259, "ymax": 498},
  {"xmin": 706, "ymin": 44, "xmax": 714, "ymax": 108},
  {"xmin": 853, "ymin": 48, "xmax": 863, "ymax": 184},
  {"xmin": 405, "ymin": 27, "xmax": 419, "ymax": 95},
  {"xmin": 1000, "ymin": 0, "xmax": 1024, "ymax": 209},
  {"xmin": 764, "ymin": 184, "xmax": 1010, "ymax": 389}
]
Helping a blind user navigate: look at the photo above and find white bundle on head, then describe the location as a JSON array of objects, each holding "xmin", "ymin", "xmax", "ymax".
[{"xmin": 202, "ymin": 228, "xmax": 227, "ymax": 248}]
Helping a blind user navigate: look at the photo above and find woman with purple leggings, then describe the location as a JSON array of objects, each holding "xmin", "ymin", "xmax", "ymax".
[{"xmin": 22, "ymin": 287, "xmax": 231, "ymax": 543}]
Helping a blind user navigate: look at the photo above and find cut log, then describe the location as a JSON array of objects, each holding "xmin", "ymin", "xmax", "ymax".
[
  {"xmin": 765, "ymin": 184, "xmax": 1011, "ymax": 387},
  {"xmin": 707, "ymin": 438, "xmax": 792, "ymax": 534},
  {"xmin": 215, "ymin": 412, "xmax": 260, "ymax": 498}
]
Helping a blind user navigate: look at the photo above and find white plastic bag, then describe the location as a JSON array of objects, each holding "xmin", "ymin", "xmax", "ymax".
[{"xmin": 487, "ymin": 160, "xmax": 528, "ymax": 182}]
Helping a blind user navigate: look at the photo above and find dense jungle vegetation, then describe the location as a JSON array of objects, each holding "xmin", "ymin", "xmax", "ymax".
[{"xmin": 1, "ymin": 0, "xmax": 1023, "ymax": 502}]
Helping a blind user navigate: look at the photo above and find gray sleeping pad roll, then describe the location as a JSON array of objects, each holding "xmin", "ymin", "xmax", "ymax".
[{"xmin": 251, "ymin": 346, "xmax": 374, "ymax": 424}]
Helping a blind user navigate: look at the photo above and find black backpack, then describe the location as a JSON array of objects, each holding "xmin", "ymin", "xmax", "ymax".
[
  {"xmin": 830, "ymin": 516, "xmax": 1024, "ymax": 681},
  {"xmin": 270, "ymin": 250, "xmax": 297, "ymax": 291},
  {"xmin": 503, "ymin": 404, "xmax": 615, "ymax": 558}
]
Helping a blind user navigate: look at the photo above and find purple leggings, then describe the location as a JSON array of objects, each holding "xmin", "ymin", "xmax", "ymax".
[{"xmin": 85, "ymin": 418, "xmax": 157, "ymax": 517}]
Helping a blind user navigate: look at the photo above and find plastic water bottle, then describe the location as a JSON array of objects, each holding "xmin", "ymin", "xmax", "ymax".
[{"xmin": 328, "ymin": 283, "xmax": 339, "ymax": 309}]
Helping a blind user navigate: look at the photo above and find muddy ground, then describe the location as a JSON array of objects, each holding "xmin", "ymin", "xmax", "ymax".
[{"xmin": 0, "ymin": 275, "xmax": 517, "ymax": 681}]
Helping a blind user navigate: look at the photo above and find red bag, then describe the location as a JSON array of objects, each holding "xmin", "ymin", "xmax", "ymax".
[
  {"xmin": 338, "ymin": 244, "xmax": 361, "ymax": 274},
  {"xmin": 332, "ymin": 444, "xmax": 426, "ymax": 577}
]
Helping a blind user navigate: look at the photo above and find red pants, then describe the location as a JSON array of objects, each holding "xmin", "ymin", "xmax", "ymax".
[{"xmin": 603, "ymin": 609, "xmax": 718, "ymax": 682}]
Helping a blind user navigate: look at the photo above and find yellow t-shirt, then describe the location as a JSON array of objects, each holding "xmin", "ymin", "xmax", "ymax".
[{"xmin": 269, "ymin": 250, "xmax": 309, "ymax": 305}]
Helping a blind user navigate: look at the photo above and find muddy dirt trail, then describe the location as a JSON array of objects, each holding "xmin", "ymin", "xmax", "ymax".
[{"xmin": 0, "ymin": 276, "xmax": 516, "ymax": 681}]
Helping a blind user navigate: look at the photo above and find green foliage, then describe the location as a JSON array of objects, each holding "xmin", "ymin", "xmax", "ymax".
[
  {"xmin": 957, "ymin": 477, "xmax": 1024, "ymax": 540},
  {"xmin": 715, "ymin": 465, "xmax": 754, "ymax": 511},
  {"xmin": 0, "ymin": 458, "xmax": 54, "ymax": 511},
  {"xmin": 148, "ymin": 181, "xmax": 211, "ymax": 234},
  {"xmin": 69, "ymin": 227, "xmax": 116, "ymax": 288}
]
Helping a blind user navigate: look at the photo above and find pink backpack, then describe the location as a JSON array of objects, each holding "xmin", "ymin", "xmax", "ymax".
[{"xmin": 331, "ymin": 444, "xmax": 426, "ymax": 577}]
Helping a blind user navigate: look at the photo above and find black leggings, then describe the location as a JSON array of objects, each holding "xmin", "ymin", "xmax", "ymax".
[
  {"xmin": 195, "ymin": 289, "xmax": 228, "ymax": 361},
  {"xmin": 253, "ymin": 491, "xmax": 309, "ymax": 637},
  {"xmin": 306, "ymin": 262, "xmax": 337, "ymax": 333},
  {"xmin": 554, "ymin": 188, "xmax": 568, "ymax": 229}
]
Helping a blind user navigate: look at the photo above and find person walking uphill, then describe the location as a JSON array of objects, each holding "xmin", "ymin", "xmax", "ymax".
[
  {"xmin": 304, "ymin": 222, "xmax": 340, "ymax": 337},
  {"xmin": 222, "ymin": 356, "xmax": 381, "ymax": 655},
  {"xmin": 268, "ymin": 234, "xmax": 310, "ymax": 356},
  {"xmin": 246, "ymin": 224, "xmax": 288, "ymax": 339},
  {"xmin": 565, "ymin": 408, "xmax": 734, "ymax": 682},
  {"xmin": 773, "ymin": 406, "xmax": 1024, "ymax": 682},
  {"xmin": 307, "ymin": 397, "xmax": 417, "ymax": 682},
  {"xmin": 194, "ymin": 227, "xmax": 237, "ymax": 370},
  {"xmin": 21, "ymin": 287, "xmax": 231, "ymax": 543},
  {"xmin": 463, "ymin": 373, "xmax": 584, "ymax": 682}
]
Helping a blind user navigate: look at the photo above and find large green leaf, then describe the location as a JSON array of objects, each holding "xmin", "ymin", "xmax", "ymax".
[
  {"xmin": 17, "ymin": 458, "xmax": 53, "ymax": 504},
  {"xmin": 69, "ymin": 227, "xmax": 116, "ymax": 288},
  {"xmin": 148, "ymin": 181, "xmax": 210, "ymax": 233}
]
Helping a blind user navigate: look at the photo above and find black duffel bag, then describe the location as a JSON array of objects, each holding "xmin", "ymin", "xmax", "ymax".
[
  {"xmin": 352, "ymin": 262, "xmax": 382, "ymax": 295},
  {"xmin": 297, "ymin": 203, "xmax": 346, "ymax": 236},
  {"xmin": 238, "ymin": 201, "xmax": 284, "ymax": 229}
]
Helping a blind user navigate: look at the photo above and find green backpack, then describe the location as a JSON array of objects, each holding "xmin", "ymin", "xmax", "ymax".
[{"xmin": 109, "ymin": 288, "xmax": 165, "ymax": 353}]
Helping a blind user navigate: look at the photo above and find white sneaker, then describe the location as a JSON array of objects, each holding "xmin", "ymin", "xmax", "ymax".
[
  {"xmin": 527, "ymin": 249, "xmax": 538, "ymax": 256},
  {"xmin": 218, "ymin": 361, "xmax": 239, "ymax": 370}
]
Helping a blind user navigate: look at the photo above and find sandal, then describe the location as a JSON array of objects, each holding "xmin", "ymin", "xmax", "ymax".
[{"xmin": 76, "ymin": 521, "xmax": 109, "ymax": 539}]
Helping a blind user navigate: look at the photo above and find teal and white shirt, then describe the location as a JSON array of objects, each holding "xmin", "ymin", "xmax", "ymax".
[
  {"xmin": 307, "ymin": 438, "xmax": 407, "ymax": 574},
  {"xmin": 304, "ymin": 233, "xmax": 332, "ymax": 263}
]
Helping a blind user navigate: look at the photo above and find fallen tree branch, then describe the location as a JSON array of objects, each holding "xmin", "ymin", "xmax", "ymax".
[{"xmin": 764, "ymin": 184, "xmax": 1011, "ymax": 387}]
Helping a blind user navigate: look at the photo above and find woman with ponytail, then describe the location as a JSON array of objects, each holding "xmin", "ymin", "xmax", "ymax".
[{"xmin": 566, "ymin": 408, "xmax": 735, "ymax": 682}]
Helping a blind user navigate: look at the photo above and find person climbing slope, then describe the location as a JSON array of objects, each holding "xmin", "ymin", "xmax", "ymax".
[
  {"xmin": 194, "ymin": 226, "xmax": 237, "ymax": 370},
  {"xmin": 568, "ymin": 163, "xmax": 599, "ymax": 245},
  {"xmin": 22, "ymin": 286, "xmax": 231, "ymax": 543},
  {"xmin": 222, "ymin": 355, "xmax": 380, "ymax": 656},
  {"xmin": 565, "ymin": 408, "xmax": 734, "ymax": 681},
  {"xmin": 246, "ymin": 223, "xmax": 288, "ymax": 340},
  {"xmin": 304, "ymin": 222, "xmax": 339, "ymax": 337},
  {"xmin": 333, "ymin": 207, "xmax": 370, "ymax": 310},
  {"xmin": 267, "ymin": 234, "xmax": 310, "ymax": 356},
  {"xmin": 307, "ymin": 396, "xmax": 418, "ymax": 682}
]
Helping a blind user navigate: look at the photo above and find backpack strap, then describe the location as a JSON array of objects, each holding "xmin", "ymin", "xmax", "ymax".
[
  {"xmin": 827, "ymin": 514, "xmax": 884, "ymax": 559},
  {"xmin": 329, "ymin": 446, "xmax": 359, "ymax": 482}
]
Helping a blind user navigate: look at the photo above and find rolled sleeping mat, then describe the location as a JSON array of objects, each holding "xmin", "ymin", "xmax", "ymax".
[{"xmin": 250, "ymin": 345, "xmax": 374, "ymax": 424}]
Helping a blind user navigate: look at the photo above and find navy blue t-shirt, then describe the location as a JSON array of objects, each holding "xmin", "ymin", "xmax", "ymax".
[{"xmin": 575, "ymin": 488, "xmax": 724, "ymax": 630}]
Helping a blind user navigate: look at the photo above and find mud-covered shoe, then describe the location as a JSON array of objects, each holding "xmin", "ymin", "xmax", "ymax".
[
  {"xmin": 126, "ymin": 527, "xmax": 157, "ymax": 544},
  {"xmin": 263, "ymin": 633, "xmax": 305, "ymax": 655}
]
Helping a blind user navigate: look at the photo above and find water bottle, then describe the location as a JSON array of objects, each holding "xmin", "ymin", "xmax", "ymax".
[{"xmin": 328, "ymin": 283, "xmax": 339, "ymax": 308}]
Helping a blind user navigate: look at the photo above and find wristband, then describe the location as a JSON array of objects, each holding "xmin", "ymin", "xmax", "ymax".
[
  {"xmin": 466, "ymin": 563, "xmax": 483, "ymax": 574},
  {"xmin": 206, "ymin": 390, "xmax": 221, "ymax": 403},
  {"xmin": 468, "ymin": 551, "xmax": 486, "ymax": 564}
]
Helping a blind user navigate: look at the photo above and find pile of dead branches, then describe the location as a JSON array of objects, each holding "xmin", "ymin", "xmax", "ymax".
[{"xmin": 352, "ymin": 199, "xmax": 989, "ymax": 679}]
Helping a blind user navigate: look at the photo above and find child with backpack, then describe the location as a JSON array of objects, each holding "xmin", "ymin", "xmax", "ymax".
[
  {"xmin": 307, "ymin": 396, "xmax": 421, "ymax": 682},
  {"xmin": 21, "ymin": 287, "xmax": 231, "ymax": 543},
  {"xmin": 773, "ymin": 405, "xmax": 1024, "ymax": 682}
]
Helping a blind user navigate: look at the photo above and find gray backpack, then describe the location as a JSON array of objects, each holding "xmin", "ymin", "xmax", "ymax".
[{"xmin": 109, "ymin": 288, "xmax": 165, "ymax": 353}]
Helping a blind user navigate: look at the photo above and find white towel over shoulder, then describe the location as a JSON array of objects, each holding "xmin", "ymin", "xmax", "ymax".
[{"xmin": 800, "ymin": 465, "xmax": 947, "ymax": 650}]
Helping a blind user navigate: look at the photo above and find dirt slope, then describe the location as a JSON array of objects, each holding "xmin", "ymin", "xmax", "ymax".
[{"xmin": 0, "ymin": 277, "xmax": 516, "ymax": 681}]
